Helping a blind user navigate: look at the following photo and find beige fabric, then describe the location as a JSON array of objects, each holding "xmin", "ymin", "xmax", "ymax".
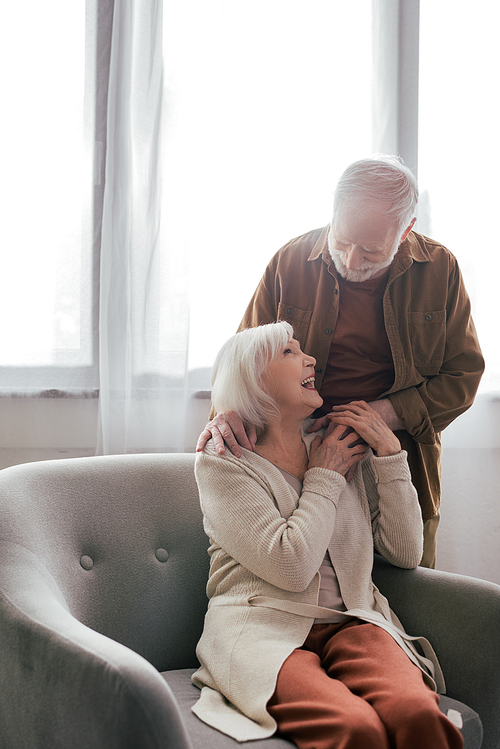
[{"xmin": 192, "ymin": 426, "xmax": 443, "ymax": 742}]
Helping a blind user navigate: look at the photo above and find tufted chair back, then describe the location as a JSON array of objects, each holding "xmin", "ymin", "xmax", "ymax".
[{"xmin": 0, "ymin": 453, "xmax": 209, "ymax": 672}]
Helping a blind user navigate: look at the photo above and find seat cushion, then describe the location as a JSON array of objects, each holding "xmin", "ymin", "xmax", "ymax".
[
  {"xmin": 163, "ymin": 670, "xmax": 482, "ymax": 749},
  {"xmin": 439, "ymin": 695, "xmax": 483, "ymax": 749},
  {"xmin": 162, "ymin": 670, "xmax": 296, "ymax": 748}
]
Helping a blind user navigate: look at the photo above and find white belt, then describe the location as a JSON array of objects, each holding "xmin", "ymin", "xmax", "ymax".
[{"xmin": 247, "ymin": 595, "xmax": 445, "ymax": 694}]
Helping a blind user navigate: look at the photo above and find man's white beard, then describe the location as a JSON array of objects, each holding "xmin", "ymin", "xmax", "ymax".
[
  {"xmin": 327, "ymin": 230, "xmax": 398, "ymax": 283},
  {"xmin": 329, "ymin": 249, "xmax": 396, "ymax": 282}
]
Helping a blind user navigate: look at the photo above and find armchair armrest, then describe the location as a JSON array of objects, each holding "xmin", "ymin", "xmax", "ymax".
[
  {"xmin": 372, "ymin": 554, "xmax": 500, "ymax": 749},
  {"xmin": 0, "ymin": 541, "xmax": 193, "ymax": 749}
]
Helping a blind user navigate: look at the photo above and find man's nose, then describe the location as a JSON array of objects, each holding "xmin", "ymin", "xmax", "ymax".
[{"xmin": 344, "ymin": 245, "xmax": 364, "ymax": 270}]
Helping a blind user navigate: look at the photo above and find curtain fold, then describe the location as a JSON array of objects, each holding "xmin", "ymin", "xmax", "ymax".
[
  {"xmin": 97, "ymin": 0, "xmax": 179, "ymax": 454},
  {"xmin": 371, "ymin": 0, "xmax": 420, "ymax": 177}
]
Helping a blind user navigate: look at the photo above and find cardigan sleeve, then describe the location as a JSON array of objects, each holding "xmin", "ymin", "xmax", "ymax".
[
  {"xmin": 195, "ymin": 447, "xmax": 346, "ymax": 592},
  {"xmin": 361, "ymin": 451, "xmax": 423, "ymax": 569}
]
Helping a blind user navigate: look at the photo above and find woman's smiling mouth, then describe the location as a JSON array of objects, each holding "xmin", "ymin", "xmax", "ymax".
[{"xmin": 300, "ymin": 376, "xmax": 316, "ymax": 389}]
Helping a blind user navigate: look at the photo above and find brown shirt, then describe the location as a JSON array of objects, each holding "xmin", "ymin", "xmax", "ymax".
[{"xmin": 321, "ymin": 271, "xmax": 394, "ymax": 411}]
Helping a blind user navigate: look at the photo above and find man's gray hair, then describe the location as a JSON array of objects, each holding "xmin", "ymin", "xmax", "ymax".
[
  {"xmin": 211, "ymin": 321, "xmax": 294, "ymax": 431},
  {"xmin": 333, "ymin": 155, "xmax": 419, "ymax": 237}
]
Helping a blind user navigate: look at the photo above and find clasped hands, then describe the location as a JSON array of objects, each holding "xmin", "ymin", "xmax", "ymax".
[{"xmin": 196, "ymin": 400, "xmax": 401, "ymax": 480}]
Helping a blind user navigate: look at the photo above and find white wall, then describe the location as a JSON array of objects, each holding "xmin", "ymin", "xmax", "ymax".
[
  {"xmin": 439, "ymin": 394, "xmax": 500, "ymax": 586},
  {"xmin": 0, "ymin": 398, "xmax": 99, "ymax": 469},
  {"xmin": 0, "ymin": 393, "xmax": 212, "ymax": 469},
  {"xmin": 1, "ymin": 393, "xmax": 499, "ymax": 585}
]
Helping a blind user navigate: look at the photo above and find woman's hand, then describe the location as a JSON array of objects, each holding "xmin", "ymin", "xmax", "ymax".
[
  {"xmin": 307, "ymin": 423, "xmax": 367, "ymax": 477},
  {"xmin": 196, "ymin": 411, "xmax": 257, "ymax": 457},
  {"xmin": 329, "ymin": 401, "xmax": 401, "ymax": 457}
]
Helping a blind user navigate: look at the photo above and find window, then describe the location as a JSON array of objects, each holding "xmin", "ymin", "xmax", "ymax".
[
  {"xmin": 1, "ymin": 1, "xmax": 373, "ymax": 399},
  {"xmin": 162, "ymin": 0, "xmax": 373, "ymax": 372},
  {"xmin": 419, "ymin": 0, "xmax": 500, "ymax": 393},
  {"xmin": 3, "ymin": 1, "xmax": 495, "ymax": 454},
  {"xmin": 0, "ymin": 2, "xmax": 95, "ymax": 393}
]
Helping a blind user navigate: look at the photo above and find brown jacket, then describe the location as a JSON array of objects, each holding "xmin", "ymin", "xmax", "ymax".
[{"xmin": 239, "ymin": 226, "xmax": 484, "ymax": 521}]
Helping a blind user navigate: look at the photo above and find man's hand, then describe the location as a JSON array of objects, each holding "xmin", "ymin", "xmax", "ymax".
[
  {"xmin": 306, "ymin": 413, "xmax": 333, "ymax": 434},
  {"xmin": 307, "ymin": 396, "xmax": 403, "ymax": 478},
  {"xmin": 196, "ymin": 411, "xmax": 257, "ymax": 457},
  {"xmin": 308, "ymin": 398, "xmax": 404, "ymax": 434},
  {"xmin": 364, "ymin": 398, "xmax": 404, "ymax": 431},
  {"xmin": 330, "ymin": 401, "xmax": 402, "ymax": 457}
]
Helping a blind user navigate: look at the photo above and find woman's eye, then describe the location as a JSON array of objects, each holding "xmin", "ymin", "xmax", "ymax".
[{"xmin": 283, "ymin": 348, "xmax": 292, "ymax": 355}]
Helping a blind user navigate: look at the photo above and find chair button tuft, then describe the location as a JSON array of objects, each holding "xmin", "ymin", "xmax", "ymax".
[
  {"xmin": 80, "ymin": 555, "xmax": 94, "ymax": 571},
  {"xmin": 155, "ymin": 548, "xmax": 169, "ymax": 563}
]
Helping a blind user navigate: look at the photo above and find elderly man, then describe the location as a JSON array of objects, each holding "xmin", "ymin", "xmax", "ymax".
[{"xmin": 198, "ymin": 155, "xmax": 484, "ymax": 567}]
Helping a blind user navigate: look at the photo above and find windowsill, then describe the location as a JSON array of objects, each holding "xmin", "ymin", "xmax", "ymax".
[
  {"xmin": 0, "ymin": 389, "xmax": 212, "ymax": 399},
  {"xmin": 0, "ymin": 389, "xmax": 99, "ymax": 399}
]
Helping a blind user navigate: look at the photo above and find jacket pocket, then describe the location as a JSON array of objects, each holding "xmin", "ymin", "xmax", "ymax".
[
  {"xmin": 408, "ymin": 309, "xmax": 446, "ymax": 370},
  {"xmin": 277, "ymin": 303, "xmax": 312, "ymax": 345}
]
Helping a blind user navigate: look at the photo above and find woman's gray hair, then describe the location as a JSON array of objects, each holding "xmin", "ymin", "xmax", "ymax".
[
  {"xmin": 333, "ymin": 155, "xmax": 419, "ymax": 237},
  {"xmin": 211, "ymin": 321, "xmax": 294, "ymax": 431}
]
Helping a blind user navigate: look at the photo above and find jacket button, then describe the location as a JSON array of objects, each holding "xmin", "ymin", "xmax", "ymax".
[
  {"xmin": 325, "ymin": 328, "xmax": 333, "ymax": 335},
  {"xmin": 425, "ymin": 313, "xmax": 433, "ymax": 321},
  {"xmin": 286, "ymin": 308, "xmax": 294, "ymax": 315},
  {"xmin": 333, "ymin": 288, "xmax": 338, "ymax": 295},
  {"xmin": 317, "ymin": 368, "xmax": 323, "ymax": 374}
]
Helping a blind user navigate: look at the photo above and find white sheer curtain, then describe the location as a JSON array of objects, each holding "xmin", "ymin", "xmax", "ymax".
[
  {"xmin": 96, "ymin": 0, "xmax": 190, "ymax": 454},
  {"xmin": 96, "ymin": 0, "xmax": 374, "ymax": 454}
]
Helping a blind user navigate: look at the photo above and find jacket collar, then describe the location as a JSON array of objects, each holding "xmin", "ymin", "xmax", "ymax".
[
  {"xmin": 396, "ymin": 231, "xmax": 431, "ymax": 263},
  {"xmin": 307, "ymin": 225, "xmax": 331, "ymax": 262}
]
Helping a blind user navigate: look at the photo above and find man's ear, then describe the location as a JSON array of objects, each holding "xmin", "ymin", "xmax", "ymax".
[{"xmin": 399, "ymin": 217, "xmax": 416, "ymax": 245}]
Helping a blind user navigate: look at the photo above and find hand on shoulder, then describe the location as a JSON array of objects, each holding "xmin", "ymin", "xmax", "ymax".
[{"xmin": 196, "ymin": 411, "xmax": 257, "ymax": 457}]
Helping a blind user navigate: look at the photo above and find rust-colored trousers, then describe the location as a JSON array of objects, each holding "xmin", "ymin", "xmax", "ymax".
[{"xmin": 267, "ymin": 620, "xmax": 463, "ymax": 749}]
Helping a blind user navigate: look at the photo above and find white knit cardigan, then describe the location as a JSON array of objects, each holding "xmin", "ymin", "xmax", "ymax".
[{"xmin": 192, "ymin": 426, "xmax": 444, "ymax": 742}]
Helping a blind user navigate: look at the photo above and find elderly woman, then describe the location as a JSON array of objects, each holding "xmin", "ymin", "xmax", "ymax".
[{"xmin": 192, "ymin": 321, "xmax": 463, "ymax": 749}]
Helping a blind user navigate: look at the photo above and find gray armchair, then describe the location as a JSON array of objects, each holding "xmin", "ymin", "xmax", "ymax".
[{"xmin": 0, "ymin": 454, "xmax": 497, "ymax": 749}]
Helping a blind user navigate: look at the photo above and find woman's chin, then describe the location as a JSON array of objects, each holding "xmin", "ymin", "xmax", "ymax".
[
  {"xmin": 310, "ymin": 390, "xmax": 324, "ymax": 408},
  {"xmin": 304, "ymin": 391, "xmax": 324, "ymax": 414},
  {"xmin": 277, "ymin": 392, "xmax": 323, "ymax": 422}
]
